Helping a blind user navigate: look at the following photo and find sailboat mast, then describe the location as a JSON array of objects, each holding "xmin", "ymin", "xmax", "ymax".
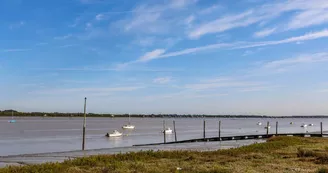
[{"xmin": 128, "ymin": 114, "xmax": 131, "ymax": 125}]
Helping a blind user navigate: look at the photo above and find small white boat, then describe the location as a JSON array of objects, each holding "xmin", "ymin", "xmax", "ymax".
[
  {"xmin": 308, "ymin": 123, "xmax": 314, "ymax": 126},
  {"xmin": 264, "ymin": 126, "xmax": 271, "ymax": 129},
  {"xmin": 163, "ymin": 127, "xmax": 173, "ymax": 134},
  {"xmin": 300, "ymin": 124, "xmax": 308, "ymax": 128},
  {"xmin": 8, "ymin": 120, "xmax": 16, "ymax": 123},
  {"xmin": 122, "ymin": 114, "xmax": 135, "ymax": 129},
  {"xmin": 290, "ymin": 122, "xmax": 293, "ymax": 125},
  {"xmin": 257, "ymin": 122, "xmax": 262, "ymax": 126},
  {"xmin": 8, "ymin": 111, "xmax": 16, "ymax": 123},
  {"xmin": 106, "ymin": 130, "xmax": 123, "ymax": 137},
  {"xmin": 122, "ymin": 124, "xmax": 135, "ymax": 129}
]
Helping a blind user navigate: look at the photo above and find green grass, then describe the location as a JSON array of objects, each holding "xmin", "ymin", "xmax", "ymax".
[{"xmin": 1, "ymin": 136, "xmax": 328, "ymax": 173}]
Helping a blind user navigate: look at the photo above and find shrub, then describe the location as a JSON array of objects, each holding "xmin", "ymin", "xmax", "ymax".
[{"xmin": 317, "ymin": 168, "xmax": 328, "ymax": 173}]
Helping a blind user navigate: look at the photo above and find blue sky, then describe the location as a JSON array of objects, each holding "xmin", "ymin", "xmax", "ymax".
[{"xmin": 1, "ymin": 0, "xmax": 328, "ymax": 115}]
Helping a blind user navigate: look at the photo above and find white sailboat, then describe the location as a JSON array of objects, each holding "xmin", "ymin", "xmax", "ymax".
[
  {"xmin": 122, "ymin": 114, "xmax": 135, "ymax": 129},
  {"xmin": 8, "ymin": 110, "xmax": 16, "ymax": 123},
  {"xmin": 264, "ymin": 126, "xmax": 271, "ymax": 129},
  {"xmin": 300, "ymin": 124, "xmax": 308, "ymax": 128},
  {"xmin": 106, "ymin": 130, "xmax": 123, "ymax": 137},
  {"xmin": 163, "ymin": 127, "xmax": 173, "ymax": 134}
]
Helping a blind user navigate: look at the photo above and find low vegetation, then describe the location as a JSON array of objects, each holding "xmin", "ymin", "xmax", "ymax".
[{"xmin": 1, "ymin": 136, "xmax": 328, "ymax": 173}]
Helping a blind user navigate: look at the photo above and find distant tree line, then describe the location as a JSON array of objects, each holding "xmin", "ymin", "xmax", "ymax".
[{"xmin": 0, "ymin": 110, "xmax": 327, "ymax": 118}]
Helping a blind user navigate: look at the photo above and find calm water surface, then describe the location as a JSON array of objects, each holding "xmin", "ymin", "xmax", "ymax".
[{"xmin": 0, "ymin": 117, "xmax": 327, "ymax": 156}]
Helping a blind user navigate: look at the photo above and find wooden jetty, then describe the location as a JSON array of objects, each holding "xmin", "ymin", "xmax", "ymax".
[
  {"xmin": 134, "ymin": 121, "xmax": 327, "ymax": 147},
  {"xmin": 134, "ymin": 133, "xmax": 328, "ymax": 147}
]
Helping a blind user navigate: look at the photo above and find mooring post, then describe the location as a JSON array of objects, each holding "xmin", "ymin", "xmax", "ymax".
[
  {"xmin": 163, "ymin": 120, "xmax": 166, "ymax": 143},
  {"xmin": 321, "ymin": 122, "xmax": 323, "ymax": 137},
  {"xmin": 219, "ymin": 120, "xmax": 221, "ymax": 141},
  {"xmin": 173, "ymin": 120, "xmax": 177, "ymax": 142},
  {"xmin": 276, "ymin": 121, "xmax": 278, "ymax": 135},
  {"xmin": 203, "ymin": 119, "xmax": 206, "ymax": 140},
  {"xmin": 82, "ymin": 97, "xmax": 87, "ymax": 150},
  {"xmin": 266, "ymin": 121, "xmax": 269, "ymax": 138}
]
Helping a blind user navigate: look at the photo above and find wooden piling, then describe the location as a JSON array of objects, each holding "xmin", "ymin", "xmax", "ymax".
[
  {"xmin": 321, "ymin": 122, "xmax": 323, "ymax": 137},
  {"xmin": 203, "ymin": 120, "xmax": 206, "ymax": 139},
  {"xmin": 82, "ymin": 97, "xmax": 87, "ymax": 150},
  {"xmin": 266, "ymin": 121, "xmax": 270, "ymax": 137},
  {"xmin": 276, "ymin": 121, "xmax": 278, "ymax": 135},
  {"xmin": 173, "ymin": 120, "xmax": 177, "ymax": 142},
  {"xmin": 163, "ymin": 120, "xmax": 166, "ymax": 143},
  {"xmin": 219, "ymin": 120, "xmax": 221, "ymax": 141}
]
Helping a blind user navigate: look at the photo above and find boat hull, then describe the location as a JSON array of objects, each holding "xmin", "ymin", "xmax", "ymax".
[
  {"xmin": 122, "ymin": 125, "xmax": 135, "ymax": 129},
  {"xmin": 164, "ymin": 130, "xmax": 173, "ymax": 134},
  {"xmin": 109, "ymin": 134, "xmax": 122, "ymax": 137}
]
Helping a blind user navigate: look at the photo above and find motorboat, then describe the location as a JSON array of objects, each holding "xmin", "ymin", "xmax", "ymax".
[
  {"xmin": 106, "ymin": 130, "xmax": 123, "ymax": 137},
  {"xmin": 163, "ymin": 127, "xmax": 173, "ymax": 134},
  {"xmin": 308, "ymin": 123, "xmax": 314, "ymax": 126},
  {"xmin": 8, "ymin": 111, "xmax": 16, "ymax": 123},
  {"xmin": 264, "ymin": 126, "xmax": 271, "ymax": 129},
  {"xmin": 8, "ymin": 120, "xmax": 16, "ymax": 123},
  {"xmin": 257, "ymin": 122, "xmax": 262, "ymax": 126},
  {"xmin": 300, "ymin": 124, "xmax": 308, "ymax": 128},
  {"xmin": 290, "ymin": 122, "xmax": 293, "ymax": 125}
]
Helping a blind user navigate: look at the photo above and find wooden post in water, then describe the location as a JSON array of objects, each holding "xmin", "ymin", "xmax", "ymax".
[
  {"xmin": 203, "ymin": 119, "xmax": 206, "ymax": 140},
  {"xmin": 163, "ymin": 120, "xmax": 166, "ymax": 143},
  {"xmin": 321, "ymin": 122, "xmax": 323, "ymax": 137},
  {"xmin": 173, "ymin": 120, "xmax": 177, "ymax": 142},
  {"xmin": 276, "ymin": 121, "xmax": 278, "ymax": 135},
  {"xmin": 82, "ymin": 97, "xmax": 87, "ymax": 150},
  {"xmin": 218, "ymin": 120, "xmax": 221, "ymax": 141},
  {"xmin": 266, "ymin": 121, "xmax": 270, "ymax": 137}
]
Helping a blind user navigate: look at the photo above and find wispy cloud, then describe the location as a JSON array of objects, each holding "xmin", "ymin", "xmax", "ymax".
[
  {"xmin": 137, "ymin": 49, "xmax": 166, "ymax": 62},
  {"xmin": 263, "ymin": 53, "xmax": 328, "ymax": 69},
  {"xmin": 287, "ymin": 9, "xmax": 328, "ymax": 30},
  {"xmin": 243, "ymin": 50, "xmax": 254, "ymax": 56},
  {"xmin": 58, "ymin": 44, "xmax": 78, "ymax": 48},
  {"xmin": 169, "ymin": 0, "xmax": 198, "ymax": 9},
  {"xmin": 54, "ymin": 34, "xmax": 73, "ymax": 40},
  {"xmin": 199, "ymin": 5, "xmax": 221, "ymax": 15},
  {"xmin": 1, "ymin": 49, "xmax": 31, "ymax": 53},
  {"xmin": 238, "ymin": 85, "xmax": 282, "ymax": 92},
  {"xmin": 95, "ymin": 14, "xmax": 105, "ymax": 21},
  {"xmin": 233, "ymin": 29, "xmax": 328, "ymax": 49},
  {"xmin": 35, "ymin": 42, "xmax": 48, "ymax": 46},
  {"xmin": 184, "ymin": 77, "xmax": 263, "ymax": 91},
  {"xmin": 79, "ymin": 0, "xmax": 105, "ymax": 4},
  {"xmin": 29, "ymin": 86, "xmax": 143, "ymax": 95},
  {"xmin": 135, "ymin": 37, "xmax": 155, "ymax": 47},
  {"xmin": 188, "ymin": 0, "xmax": 328, "ymax": 39},
  {"xmin": 34, "ymin": 66, "xmax": 182, "ymax": 72},
  {"xmin": 189, "ymin": 10, "xmax": 257, "ymax": 39},
  {"xmin": 254, "ymin": 28, "xmax": 276, "ymax": 38},
  {"xmin": 120, "ymin": 0, "xmax": 197, "ymax": 34},
  {"xmin": 153, "ymin": 77, "xmax": 172, "ymax": 84},
  {"xmin": 316, "ymin": 89, "xmax": 328, "ymax": 93},
  {"xmin": 9, "ymin": 21, "xmax": 25, "ymax": 30},
  {"xmin": 184, "ymin": 15, "xmax": 195, "ymax": 27},
  {"xmin": 133, "ymin": 29, "xmax": 328, "ymax": 63},
  {"xmin": 123, "ymin": 5, "xmax": 164, "ymax": 33}
]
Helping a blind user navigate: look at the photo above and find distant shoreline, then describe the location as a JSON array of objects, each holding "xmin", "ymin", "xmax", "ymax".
[{"xmin": 0, "ymin": 111, "xmax": 327, "ymax": 118}]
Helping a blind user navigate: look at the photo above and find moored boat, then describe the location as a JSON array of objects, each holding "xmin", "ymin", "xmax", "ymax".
[
  {"xmin": 163, "ymin": 127, "xmax": 173, "ymax": 134},
  {"xmin": 106, "ymin": 130, "xmax": 123, "ymax": 137}
]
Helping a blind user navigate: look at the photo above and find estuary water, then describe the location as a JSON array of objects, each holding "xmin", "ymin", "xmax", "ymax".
[{"xmin": 0, "ymin": 117, "xmax": 327, "ymax": 156}]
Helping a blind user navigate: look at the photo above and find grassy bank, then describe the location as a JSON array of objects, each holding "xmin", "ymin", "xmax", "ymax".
[{"xmin": 1, "ymin": 137, "xmax": 328, "ymax": 173}]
